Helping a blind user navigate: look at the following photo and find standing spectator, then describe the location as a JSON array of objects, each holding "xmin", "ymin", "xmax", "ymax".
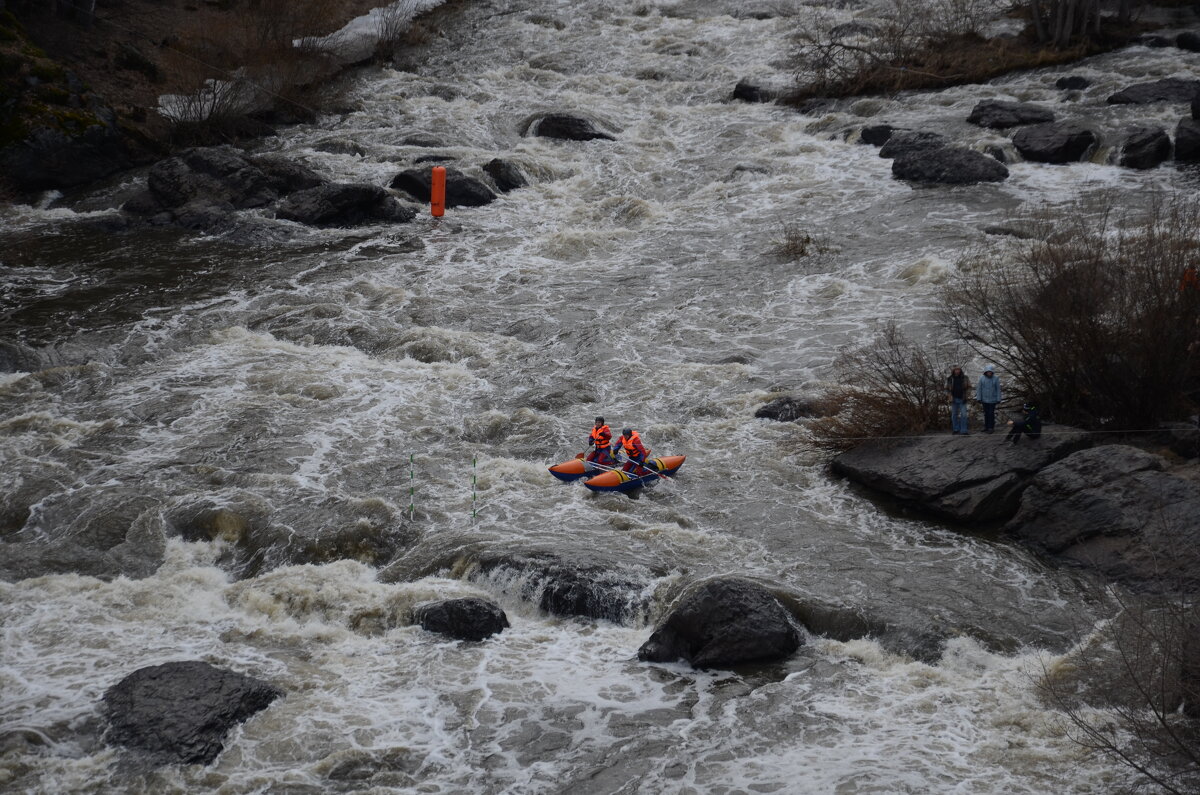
[
  {"xmin": 976, "ymin": 365, "xmax": 1002, "ymax": 434},
  {"xmin": 946, "ymin": 366, "xmax": 971, "ymax": 435}
]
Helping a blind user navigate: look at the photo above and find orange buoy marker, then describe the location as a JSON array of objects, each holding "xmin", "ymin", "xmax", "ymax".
[{"xmin": 431, "ymin": 166, "xmax": 446, "ymax": 217}]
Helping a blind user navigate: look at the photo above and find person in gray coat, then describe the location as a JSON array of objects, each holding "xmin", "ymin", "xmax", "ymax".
[{"xmin": 976, "ymin": 365, "xmax": 1002, "ymax": 434}]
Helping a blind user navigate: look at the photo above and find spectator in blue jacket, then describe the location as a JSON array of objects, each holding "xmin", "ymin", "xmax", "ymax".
[{"xmin": 976, "ymin": 365, "xmax": 1002, "ymax": 434}]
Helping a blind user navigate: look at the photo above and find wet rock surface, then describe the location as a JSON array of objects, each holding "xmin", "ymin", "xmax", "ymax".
[
  {"xmin": 1118, "ymin": 126, "xmax": 1172, "ymax": 169},
  {"xmin": 415, "ymin": 597, "xmax": 510, "ymax": 641},
  {"xmin": 275, "ymin": 183, "xmax": 416, "ymax": 227},
  {"xmin": 831, "ymin": 429, "xmax": 1091, "ymax": 523},
  {"xmin": 1108, "ymin": 78, "xmax": 1200, "ymax": 105},
  {"xmin": 470, "ymin": 550, "xmax": 661, "ymax": 623},
  {"xmin": 755, "ymin": 395, "xmax": 819, "ymax": 422},
  {"xmin": 483, "ymin": 158, "xmax": 528, "ymax": 192},
  {"xmin": 103, "ymin": 661, "xmax": 283, "ymax": 765},
  {"xmin": 892, "ymin": 146, "xmax": 1009, "ymax": 184},
  {"xmin": 1012, "ymin": 122, "xmax": 1099, "ymax": 163},
  {"xmin": 966, "ymin": 100, "xmax": 1055, "ymax": 129},
  {"xmin": 1006, "ymin": 446, "xmax": 1200, "ymax": 586},
  {"xmin": 638, "ymin": 577, "xmax": 801, "ymax": 669},
  {"xmin": 877, "ymin": 130, "xmax": 948, "ymax": 159},
  {"xmin": 390, "ymin": 167, "xmax": 497, "ymax": 207},
  {"xmin": 525, "ymin": 113, "xmax": 615, "ymax": 141}
]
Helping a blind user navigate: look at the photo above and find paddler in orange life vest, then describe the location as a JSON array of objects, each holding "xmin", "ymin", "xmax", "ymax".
[
  {"xmin": 615, "ymin": 427, "xmax": 651, "ymax": 475},
  {"xmin": 586, "ymin": 416, "xmax": 614, "ymax": 465}
]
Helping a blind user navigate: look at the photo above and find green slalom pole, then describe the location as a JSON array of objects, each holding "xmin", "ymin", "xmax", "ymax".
[
  {"xmin": 472, "ymin": 456, "xmax": 477, "ymax": 519},
  {"xmin": 409, "ymin": 453, "xmax": 415, "ymax": 520}
]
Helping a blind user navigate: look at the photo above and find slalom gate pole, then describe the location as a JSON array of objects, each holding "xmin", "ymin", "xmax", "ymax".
[
  {"xmin": 431, "ymin": 166, "xmax": 446, "ymax": 217},
  {"xmin": 409, "ymin": 453, "xmax": 415, "ymax": 520},
  {"xmin": 472, "ymin": 456, "xmax": 477, "ymax": 519}
]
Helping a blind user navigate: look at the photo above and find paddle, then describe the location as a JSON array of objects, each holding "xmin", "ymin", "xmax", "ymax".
[{"xmin": 614, "ymin": 452, "xmax": 671, "ymax": 481}]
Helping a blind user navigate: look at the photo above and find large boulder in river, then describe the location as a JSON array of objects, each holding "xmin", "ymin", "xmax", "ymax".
[
  {"xmin": 878, "ymin": 130, "xmax": 947, "ymax": 159},
  {"xmin": 637, "ymin": 577, "xmax": 801, "ymax": 669},
  {"xmin": 892, "ymin": 146, "xmax": 1009, "ymax": 184},
  {"xmin": 831, "ymin": 430, "xmax": 1091, "ymax": 524},
  {"xmin": 414, "ymin": 598, "xmax": 509, "ymax": 641},
  {"xmin": 733, "ymin": 79, "xmax": 776, "ymax": 103},
  {"xmin": 1108, "ymin": 78, "xmax": 1200, "ymax": 105},
  {"xmin": 144, "ymin": 146, "xmax": 278, "ymax": 210},
  {"xmin": 275, "ymin": 183, "xmax": 416, "ymax": 227},
  {"xmin": 390, "ymin": 167, "xmax": 497, "ymax": 207},
  {"xmin": 103, "ymin": 661, "xmax": 283, "ymax": 765},
  {"xmin": 967, "ymin": 100, "xmax": 1055, "ymax": 129},
  {"xmin": 1176, "ymin": 118, "xmax": 1200, "ymax": 161},
  {"xmin": 1118, "ymin": 126, "xmax": 1172, "ymax": 169},
  {"xmin": 525, "ymin": 113, "xmax": 615, "ymax": 141},
  {"xmin": 1012, "ymin": 122, "xmax": 1099, "ymax": 163},
  {"xmin": 1006, "ymin": 446, "xmax": 1200, "ymax": 587}
]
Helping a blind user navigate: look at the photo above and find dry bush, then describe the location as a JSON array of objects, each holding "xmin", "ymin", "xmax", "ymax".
[
  {"xmin": 772, "ymin": 224, "xmax": 830, "ymax": 261},
  {"xmin": 789, "ymin": 0, "xmax": 1006, "ymax": 97},
  {"xmin": 1040, "ymin": 561, "xmax": 1200, "ymax": 793},
  {"xmin": 806, "ymin": 322, "xmax": 962, "ymax": 453},
  {"xmin": 940, "ymin": 195, "xmax": 1200, "ymax": 431},
  {"xmin": 162, "ymin": 0, "xmax": 354, "ymax": 136}
]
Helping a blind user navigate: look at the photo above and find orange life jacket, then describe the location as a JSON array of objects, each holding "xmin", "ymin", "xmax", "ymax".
[
  {"xmin": 590, "ymin": 424, "xmax": 611, "ymax": 447},
  {"xmin": 619, "ymin": 430, "xmax": 648, "ymax": 458}
]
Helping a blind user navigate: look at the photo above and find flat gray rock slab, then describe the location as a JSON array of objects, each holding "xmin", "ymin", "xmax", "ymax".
[{"xmin": 831, "ymin": 429, "xmax": 1090, "ymax": 523}]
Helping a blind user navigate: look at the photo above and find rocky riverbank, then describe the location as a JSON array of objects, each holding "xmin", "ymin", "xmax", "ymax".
[{"xmin": 829, "ymin": 430, "xmax": 1200, "ymax": 588}]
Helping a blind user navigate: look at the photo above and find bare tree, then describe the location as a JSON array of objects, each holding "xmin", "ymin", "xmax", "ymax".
[{"xmin": 940, "ymin": 196, "xmax": 1200, "ymax": 430}]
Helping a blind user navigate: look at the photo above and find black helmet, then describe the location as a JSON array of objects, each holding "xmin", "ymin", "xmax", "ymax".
[
  {"xmin": 623, "ymin": 427, "xmax": 633, "ymax": 436},
  {"xmin": 595, "ymin": 416, "xmax": 604, "ymax": 424}
]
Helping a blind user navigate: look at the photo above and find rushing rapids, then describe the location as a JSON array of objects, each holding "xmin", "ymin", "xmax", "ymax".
[{"xmin": 3, "ymin": 0, "xmax": 1199, "ymax": 791}]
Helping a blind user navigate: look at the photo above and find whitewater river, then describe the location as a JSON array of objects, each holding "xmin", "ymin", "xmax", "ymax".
[{"xmin": 3, "ymin": 0, "xmax": 1198, "ymax": 791}]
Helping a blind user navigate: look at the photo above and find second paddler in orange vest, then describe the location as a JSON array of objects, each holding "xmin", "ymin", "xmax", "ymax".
[
  {"xmin": 586, "ymin": 416, "xmax": 614, "ymax": 465},
  {"xmin": 615, "ymin": 427, "xmax": 651, "ymax": 474}
]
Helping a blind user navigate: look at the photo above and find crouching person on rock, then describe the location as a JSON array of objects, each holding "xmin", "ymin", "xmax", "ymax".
[{"xmin": 1006, "ymin": 401, "xmax": 1041, "ymax": 444}]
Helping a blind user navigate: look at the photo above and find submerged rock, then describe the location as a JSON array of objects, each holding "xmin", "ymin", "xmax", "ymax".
[
  {"xmin": 469, "ymin": 550, "xmax": 660, "ymax": 623},
  {"xmin": 1055, "ymin": 75, "xmax": 1090, "ymax": 90},
  {"xmin": 103, "ymin": 661, "xmax": 283, "ymax": 765},
  {"xmin": 1006, "ymin": 446, "xmax": 1200, "ymax": 587},
  {"xmin": 892, "ymin": 146, "xmax": 1009, "ymax": 184},
  {"xmin": 831, "ymin": 430, "xmax": 1091, "ymax": 524},
  {"xmin": 390, "ymin": 167, "xmax": 497, "ymax": 207},
  {"xmin": 637, "ymin": 577, "xmax": 801, "ymax": 669},
  {"xmin": 483, "ymin": 158, "xmax": 528, "ymax": 193},
  {"xmin": 755, "ymin": 395, "xmax": 819, "ymax": 422},
  {"xmin": 1108, "ymin": 78, "xmax": 1200, "ymax": 105},
  {"xmin": 415, "ymin": 598, "xmax": 509, "ymax": 641},
  {"xmin": 525, "ymin": 113, "xmax": 615, "ymax": 141},
  {"xmin": 733, "ymin": 80, "xmax": 775, "ymax": 103},
  {"xmin": 276, "ymin": 183, "xmax": 416, "ymax": 227},
  {"xmin": 1118, "ymin": 126, "xmax": 1172, "ymax": 169},
  {"xmin": 1012, "ymin": 122, "xmax": 1099, "ymax": 163},
  {"xmin": 967, "ymin": 100, "xmax": 1055, "ymax": 129}
]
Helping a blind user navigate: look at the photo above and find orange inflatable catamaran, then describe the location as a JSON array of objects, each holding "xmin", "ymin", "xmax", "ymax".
[{"xmin": 548, "ymin": 453, "xmax": 686, "ymax": 493}]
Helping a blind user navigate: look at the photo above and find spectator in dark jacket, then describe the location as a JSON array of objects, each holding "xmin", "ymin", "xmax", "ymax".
[
  {"xmin": 946, "ymin": 366, "xmax": 971, "ymax": 435},
  {"xmin": 1006, "ymin": 402, "xmax": 1041, "ymax": 444}
]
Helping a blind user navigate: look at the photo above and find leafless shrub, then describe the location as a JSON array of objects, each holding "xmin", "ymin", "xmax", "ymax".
[
  {"xmin": 805, "ymin": 322, "xmax": 963, "ymax": 453},
  {"xmin": 790, "ymin": 0, "xmax": 1006, "ymax": 96},
  {"xmin": 162, "ymin": 0, "xmax": 354, "ymax": 136},
  {"xmin": 772, "ymin": 224, "xmax": 830, "ymax": 261},
  {"xmin": 1040, "ymin": 539, "xmax": 1200, "ymax": 794},
  {"xmin": 940, "ymin": 195, "xmax": 1200, "ymax": 431}
]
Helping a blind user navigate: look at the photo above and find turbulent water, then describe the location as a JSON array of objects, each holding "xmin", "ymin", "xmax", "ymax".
[{"xmin": 3, "ymin": 0, "xmax": 1199, "ymax": 791}]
